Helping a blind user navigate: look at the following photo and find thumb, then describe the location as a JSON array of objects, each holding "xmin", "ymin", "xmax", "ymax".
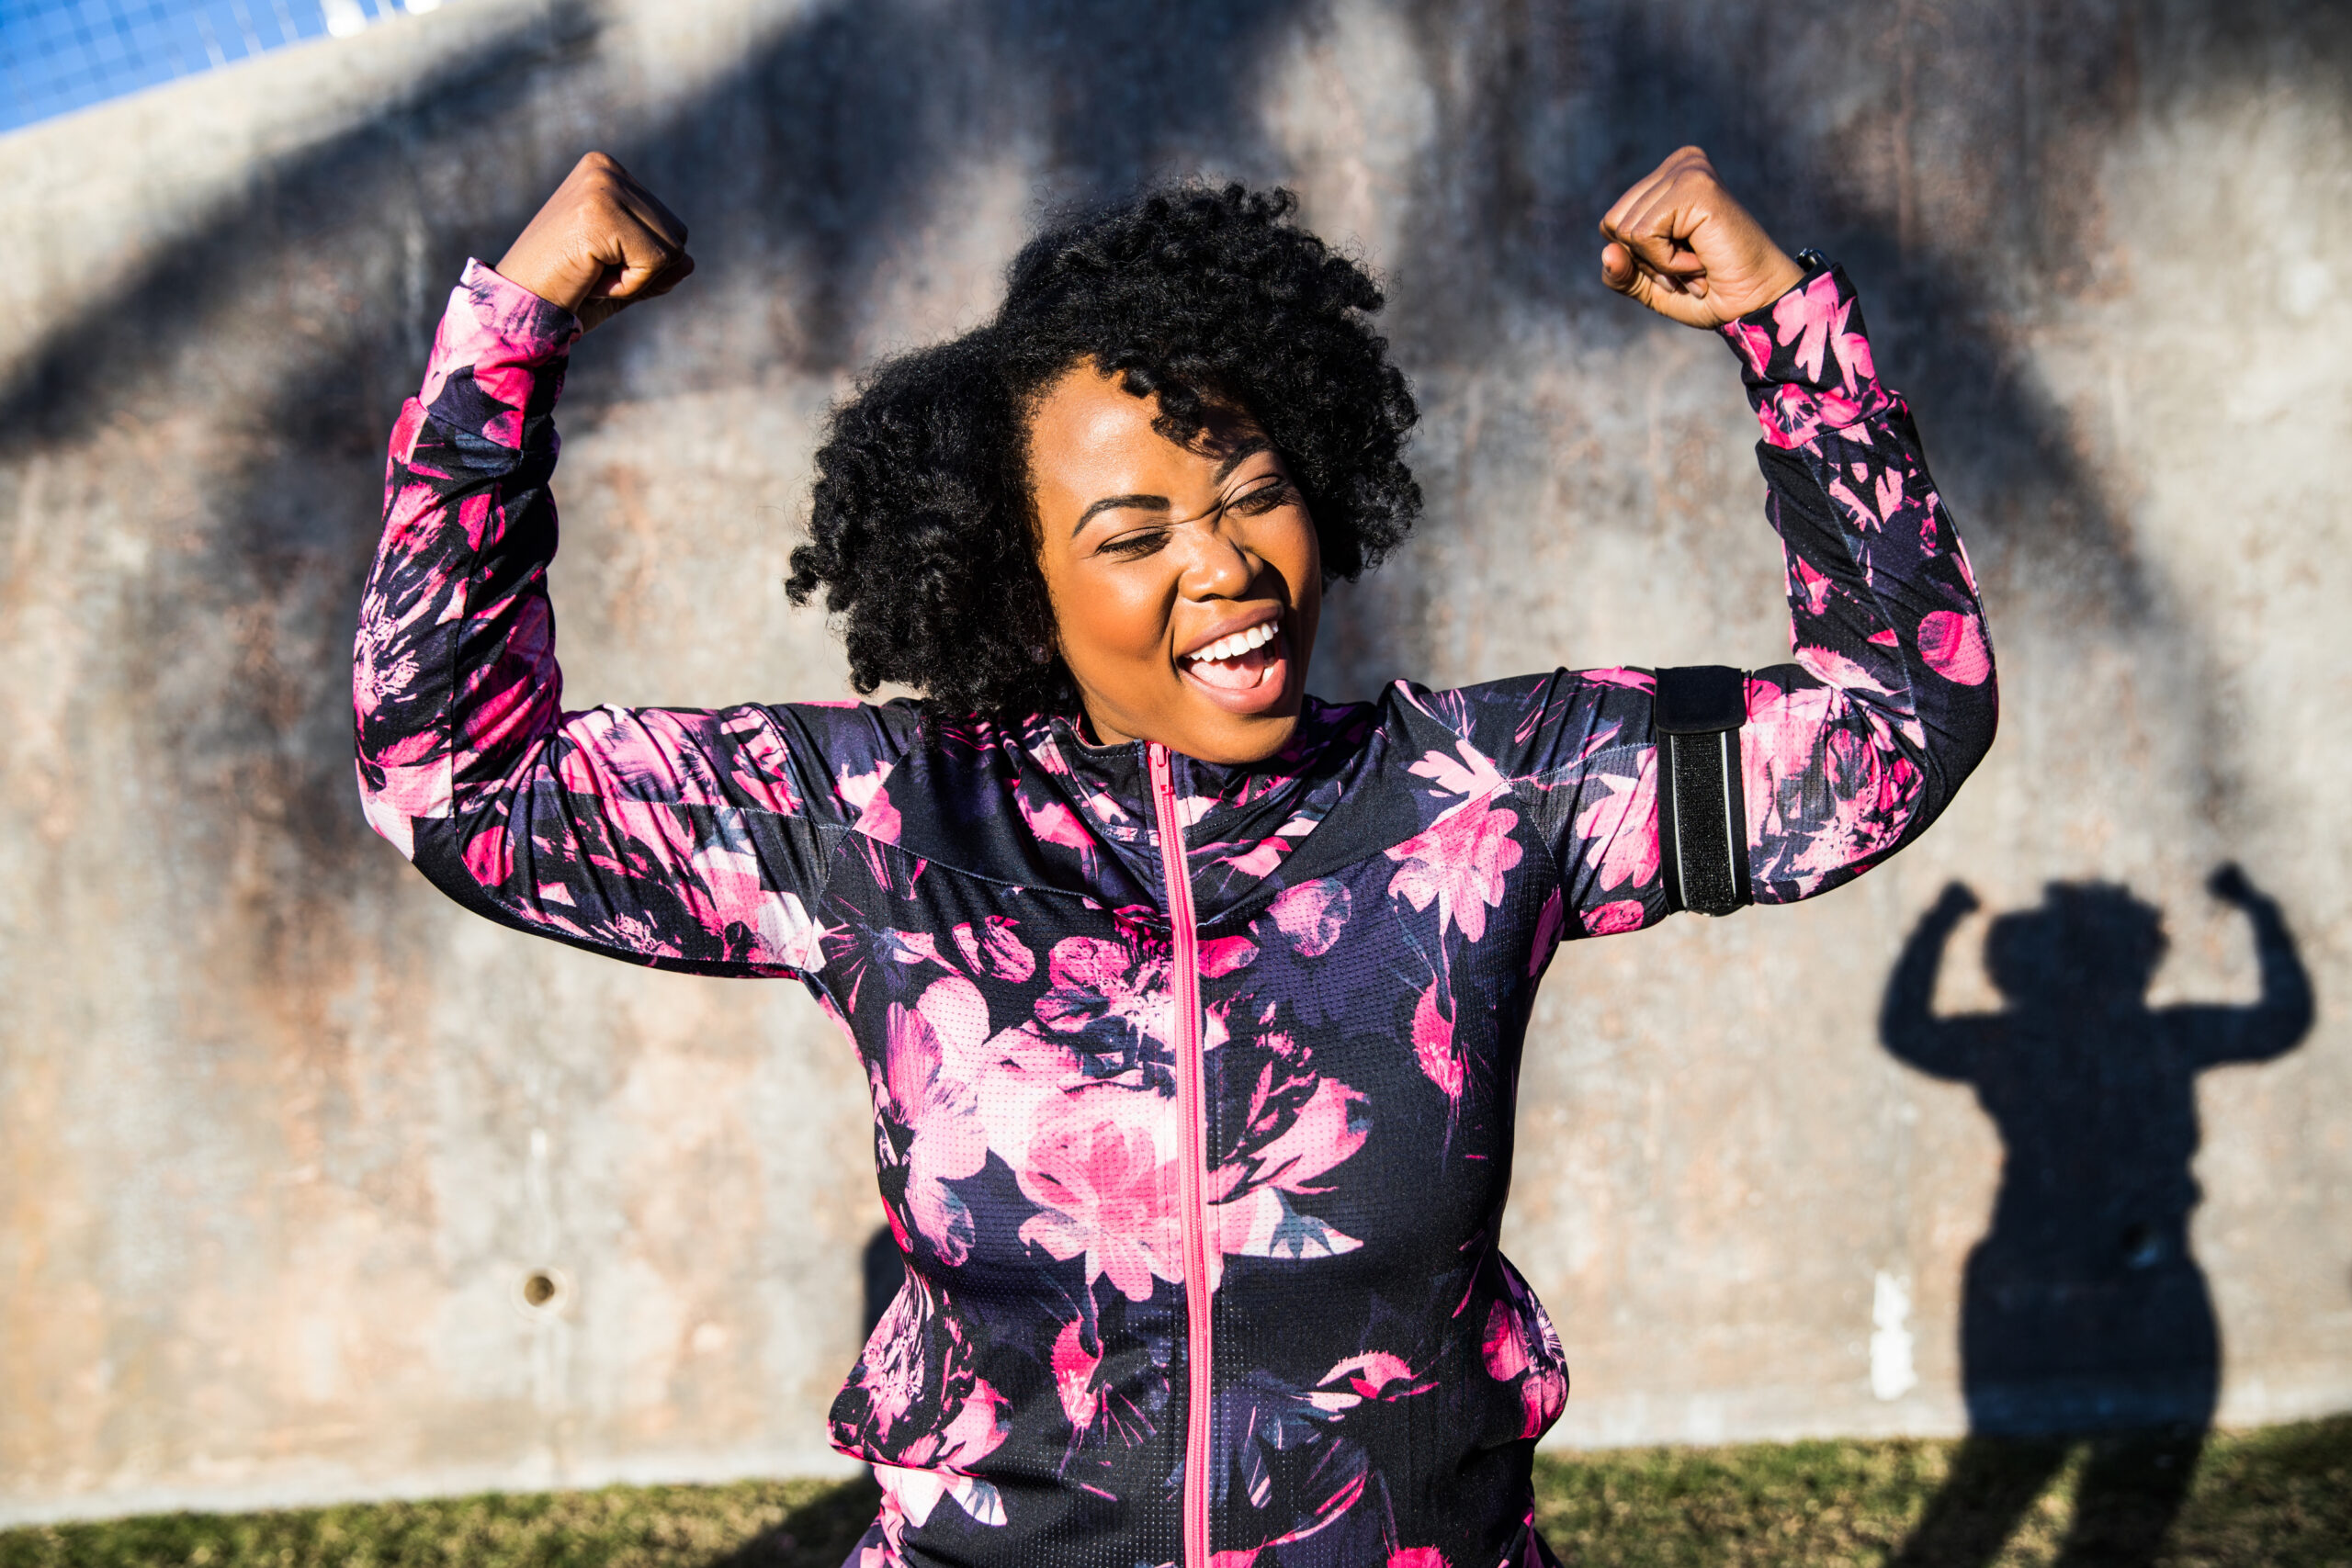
[
  {"xmin": 1600, "ymin": 241, "xmax": 1640, "ymax": 295},
  {"xmin": 1601, "ymin": 245, "xmax": 1713, "ymax": 328}
]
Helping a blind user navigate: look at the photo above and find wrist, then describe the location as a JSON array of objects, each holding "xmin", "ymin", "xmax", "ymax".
[
  {"xmin": 492, "ymin": 240, "xmax": 593, "ymax": 315},
  {"xmin": 1738, "ymin": 247, "xmax": 1808, "ymax": 316},
  {"xmin": 452, "ymin": 258, "xmax": 583, "ymax": 367}
]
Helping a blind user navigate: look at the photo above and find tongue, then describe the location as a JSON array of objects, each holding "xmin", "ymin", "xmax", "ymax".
[{"xmin": 1186, "ymin": 643, "xmax": 1273, "ymax": 691}]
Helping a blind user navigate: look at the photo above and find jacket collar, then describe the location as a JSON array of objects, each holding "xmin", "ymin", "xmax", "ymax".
[{"xmin": 1016, "ymin": 699, "xmax": 1380, "ymax": 917}]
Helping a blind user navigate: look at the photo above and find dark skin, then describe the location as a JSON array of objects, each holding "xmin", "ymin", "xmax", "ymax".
[
  {"xmin": 499, "ymin": 146, "xmax": 1802, "ymax": 763},
  {"xmin": 1023, "ymin": 374, "xmax": 1320, "ymax": 758}
]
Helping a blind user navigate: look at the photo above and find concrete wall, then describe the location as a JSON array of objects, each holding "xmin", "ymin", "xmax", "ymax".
[{"xmin": 3, "ymin": 0, "xmax": 2348, "ymax": 1524}]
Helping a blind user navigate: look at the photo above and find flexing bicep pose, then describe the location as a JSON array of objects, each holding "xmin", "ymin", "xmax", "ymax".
[
  {"xmin": 1883, "ymin": 868, "xmax": 2311, "ymax": 1084},
  {"xmin": 356, "ymin": 148, "xmax": 1995, "ymax": 1568},
  {"xmin": 1874, "ymin": 872, "xmax": 2306, "ymax": 1562}
]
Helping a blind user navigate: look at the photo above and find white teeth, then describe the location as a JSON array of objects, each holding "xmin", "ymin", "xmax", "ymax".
[{"xmin": 1190, "ymin": 619, "xmax": 1281, "ymax": 664}]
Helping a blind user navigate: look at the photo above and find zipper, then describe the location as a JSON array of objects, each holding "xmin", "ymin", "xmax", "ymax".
[{"xmin": 1147, "ymin": 740, "xmax": 1213, "ymax": 1568}]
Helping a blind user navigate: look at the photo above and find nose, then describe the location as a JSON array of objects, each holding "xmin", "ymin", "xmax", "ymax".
[{"xmin": 1178, "ymin": 517, "xmax": 1261, "ymax": 601}]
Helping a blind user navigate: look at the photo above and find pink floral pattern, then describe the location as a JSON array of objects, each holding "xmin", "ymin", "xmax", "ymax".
[
  {"xmin": 353, "ymin": 258, "xmax": 1991, "ymax": 1568},
  {"xmin": 1017, "ymin": 1083, "xmax": 1182, "ymax": 1303},
  {"xmin": 876, "ymin": 976, "xmax": 990, "ymax": 1263},
  {"xmin": 1385, "ymin": 787, "xmax": 1524, "ymax": 945},
  {"xmin": 1483, "ymin": 1262, "xmax": 1571, "ymax": 1440}
]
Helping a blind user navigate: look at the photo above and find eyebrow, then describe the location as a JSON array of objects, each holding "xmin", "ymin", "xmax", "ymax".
[
  {"xmin": 1069, "ymin": 439, "xmax": 1278, "ymax": 537},
  {"xmin": 1072, "ymin": 493, "xmax": 1169, "ymax": 536},
  {"xmin": 1213, "ymin": 434, "xmax": 1272, "ymax": 481}
]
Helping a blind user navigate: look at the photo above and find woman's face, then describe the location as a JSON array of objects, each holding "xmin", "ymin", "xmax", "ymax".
[{"xmin": 1027, "ymin": 361, "xmax": 1321, "ymax": 764}]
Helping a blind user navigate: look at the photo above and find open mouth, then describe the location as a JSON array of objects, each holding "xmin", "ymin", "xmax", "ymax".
[{"xmin": 1178, "ymin": 612, "xmax": 1291, "ymax": 709}]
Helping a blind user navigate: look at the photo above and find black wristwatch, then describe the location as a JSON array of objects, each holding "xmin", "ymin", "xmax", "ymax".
[{"xmin": 1792, "ymin": 247, "xmax": 1832, "ymax": 276}]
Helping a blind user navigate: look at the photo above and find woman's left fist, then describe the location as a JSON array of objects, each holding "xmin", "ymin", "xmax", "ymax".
[{"xmin": 1600, "ymin": 147, "xmax": 1804, "ymax": 329}]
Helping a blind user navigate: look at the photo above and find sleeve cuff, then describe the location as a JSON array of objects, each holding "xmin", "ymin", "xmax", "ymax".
[
  {"xmin": 457, "ymin": 257, "xmax": 583, "ymax": 358},
  {"xmin": 1716, "ymin": 261, "xmax": 1897, "ymax": 451},
  {"xmin": 412, "ymin": 261, "xmax": 584, "ymax": 452}
]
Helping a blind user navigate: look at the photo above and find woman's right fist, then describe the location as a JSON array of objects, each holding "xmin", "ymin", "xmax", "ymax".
[{"xmin": 496, "ymin": 152, "xmax": 694, "ymax": 332}]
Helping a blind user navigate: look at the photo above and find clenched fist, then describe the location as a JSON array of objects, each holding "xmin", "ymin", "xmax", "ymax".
[
  {"xmin": 1600, "ymin": 147, "xmax": 1804, "ymax": 329},
  {"xmin": 497, "ymin": 152, "xmax": 695, "ymax": 332}
]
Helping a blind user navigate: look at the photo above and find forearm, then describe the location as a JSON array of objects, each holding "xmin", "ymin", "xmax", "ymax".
[
  {"xmin": 2245, "ymin": 897, "xmax": 2316, "ymax": 1041},
  {"xmin": 1724, "ymin": 263, "xmax": 1998, "ymax": 902},
  {"xmin": 353, "ymin": 260, "xmax": 581, "ymax": 852},
  {"xmin": 1880, "ymin": 890, "xmax": 1977, "ymax": 1068}
]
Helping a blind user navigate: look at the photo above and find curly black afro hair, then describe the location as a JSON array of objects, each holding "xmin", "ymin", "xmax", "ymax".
[{"xmin": 784, "ymin": 183, "xmax": 1420, "ymax": 721}]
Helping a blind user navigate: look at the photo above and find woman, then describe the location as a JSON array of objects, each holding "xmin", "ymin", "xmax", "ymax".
[{"xmin": 355, "ymin": 148, "xmax": 1995, "ymax": 1568}]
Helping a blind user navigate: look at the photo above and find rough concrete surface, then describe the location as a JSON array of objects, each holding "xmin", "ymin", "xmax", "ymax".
[{"xmin": 1, "ymin": 0, "xmax": 2347, "ymax": 1525}]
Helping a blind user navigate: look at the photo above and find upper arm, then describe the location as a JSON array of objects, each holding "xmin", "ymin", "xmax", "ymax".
[
  {"xmin": 2163, "ymin": 996, "xmax": 2313, "ymax": 1069},
  {"xmin": 401, "ymin": 698, "xmax": 915, "ymax": 977},
  {"xmin": 1882, "ymin": 1017, "xmax": 1984, "ymax": 1082},
  {"xmin": 1402, "ymin": 651, "xmax": 1931, "ymax": 948},
  {"xmin": 1392, "ymin": 670, "xmax": 1671, "ymax": 942}
]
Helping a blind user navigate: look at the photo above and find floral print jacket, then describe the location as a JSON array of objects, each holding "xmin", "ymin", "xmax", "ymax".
[{"xmin": 354, "ymin": 258, "xmax": 1996, "ymax": 1568}]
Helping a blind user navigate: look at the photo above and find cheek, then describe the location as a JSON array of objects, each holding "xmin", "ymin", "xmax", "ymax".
[
  {"xmin": 1046, "ymin": 558, "xmax": 1170, "ymax": 668},
  {"xmin": 1282, "ymin": 513, "xmax": 1322, "ymax": 586},
  {"xmin": 1259, "ymin": 509, "xmax": 1321, "ymax": 608}
]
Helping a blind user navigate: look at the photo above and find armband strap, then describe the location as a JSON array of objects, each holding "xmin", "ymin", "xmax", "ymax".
[{"xmin": 1653, "ymin": 665, "xmax": 1753, "ymax": 917}]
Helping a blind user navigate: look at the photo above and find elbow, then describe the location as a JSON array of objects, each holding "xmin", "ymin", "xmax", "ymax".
[
  {"xmin": 2268, "ymin": 987, "xmax": 2317, "ymax": 1052},
  {"xmin": 353, "ymin": 739, "xmax": 451, "ymax": 864},
  {"xmin": 1879, "ymin": 1010, "xmax": 1920, "ymax": 1055},
  {"xmin": 356, "ymin": 769, "xmax": 420, "ymax": 862},
  {"xmin": 1958, "ymin": 636, "xmax": 2000, "ymax": 759},
  {"xmin": 1966, "ymin": 666, "xmax": 2001, "ymax": 775},
  {"xmin": 352, "ymin": 706, "xmax": 453, "ymax": 867},
  {"xmin": 1912, "ymin": 673, "xmax": 1999, "ymax": 829},
  {"xmin": 1746, "ymin": 675, "xmax": 1996, "ymax": 904}
]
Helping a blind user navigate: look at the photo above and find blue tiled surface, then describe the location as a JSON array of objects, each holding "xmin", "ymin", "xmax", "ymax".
[{"xmin": 1, "ymin": 0, "xmax": 439, "ymax": 132}]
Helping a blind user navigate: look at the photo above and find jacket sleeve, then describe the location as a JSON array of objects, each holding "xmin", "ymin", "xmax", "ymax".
[
  {"xmin": 1447, "ymin": 262, "xmax": 1997, "ymax": 940},
  {"xmin": 352, "ymin": 261, "xmax": 912, "ymax": 977}
]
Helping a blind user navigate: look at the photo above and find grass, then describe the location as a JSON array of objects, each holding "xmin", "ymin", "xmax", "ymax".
[
  {"xmin": 0, "ymin": 1479, "xmax": 883, "ymax": 1568},
  {"xmin": 4, "ymin": 1418, "xmax": 2347, "ymax": 1567},
  {"xmin": 1525, "ymin": 1419, "xmax": 2352, "ymax": 1565}
]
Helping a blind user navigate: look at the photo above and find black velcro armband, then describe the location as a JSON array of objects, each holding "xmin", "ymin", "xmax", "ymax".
[{"xmin": 1653, "ymin": 665, "xmax": 1753, "ymax": 917}]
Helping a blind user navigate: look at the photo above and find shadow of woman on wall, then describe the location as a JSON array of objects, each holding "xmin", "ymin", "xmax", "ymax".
[{"xmin": 1882, "ymin": 866, "xmax": 2312, "ymax": 1567}]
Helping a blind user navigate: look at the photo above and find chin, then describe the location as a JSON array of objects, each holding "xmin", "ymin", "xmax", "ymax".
[
  {"xmin": 1194, "ymin": 709, "xmax": 1307, "ymax": 766},
  {"xmin": 1181, "ymin": 698, "xmax": 1307, "ymax": 766}
]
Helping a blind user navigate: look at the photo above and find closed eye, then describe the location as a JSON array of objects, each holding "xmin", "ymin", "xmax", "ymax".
[
  {"xmin": 1228, "ymin": 476, "xmax": 1295, "ymax": 514},
  {"xmin": 1098, "ymin": 527, "xmax": 1171, "ymax": 558}
]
